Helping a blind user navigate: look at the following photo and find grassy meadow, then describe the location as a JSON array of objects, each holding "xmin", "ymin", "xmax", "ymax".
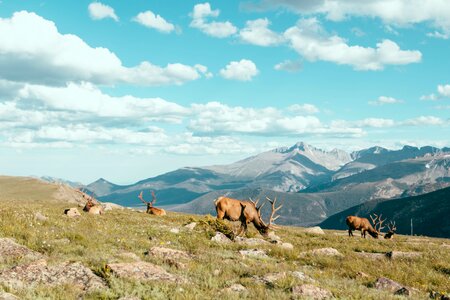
[{"xmin": 0, "ymin": 176, "xmax": 449, "ymax": 299}]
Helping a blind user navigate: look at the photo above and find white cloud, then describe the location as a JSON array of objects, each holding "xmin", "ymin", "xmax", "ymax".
[
  {"xmin": 368, "ymin": 96, "xmax": 404, "ymax": 106},
  {"xmin": 133, "ymin": 10, "xmax": 175, "ymax": 33},
  {"xmin": 427, "ymin": 31, "xmax": 449, "ymax": 39},
  {"xmin": 421, "ymin": 84, "xmax": 450, "ymax": 101},
  {"xmin": 239, "ymin": 18, "xmax": 284, "ymax": 46},
  {"xmin": 255, "ymin": 0, "xmax": 450, "ymax": 34},
  {"xmin": 284, "ymin": 18, "xmax": 422, "ymax": 70},
  {"xmin": 288, "ymin": 104, "xmax": 319, "ymax": 114},
  {"xmin": 190, "ymin": 2, "xmax": 237, "ymax": 38},
  {"xmin": 188, "ymin": 102, "xmax": 363, "ymax": 137},
  {"xmin": 274, "ymin": 60, "xmax": 302, "ymax": 72},
  {"xmin": 402, "ymin": 116, "xmax": 445, "ymax": 126},
  {"xmin": 220, "ymin": 59, "xmax": 259, "ymax": 81},
  {"xmin": 88, "ymin": 2, "xmax": 118, "ymax": 22},
  {"xmin": 0, "ymin": 11, "xmax": 202, "ymax": 86}
]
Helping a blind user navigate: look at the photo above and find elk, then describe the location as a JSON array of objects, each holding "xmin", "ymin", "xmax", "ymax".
[
  {"xmin": 138, "ymin": 190, "xmax": 166, "ymax": 216},
  {"xmin": 384, "ymin": 221, "xmax": 397, "ymax": 239},
  {"xmin": 214, "ymin": 195, "xmax": 282, "ymax": 237},
  {"xmin": 78, "ymin": 189, "xmax": 103, "ymax": 215},
  {"xmin": 346, "ymin": 213, "xmax": 386, "ymax": 238}
]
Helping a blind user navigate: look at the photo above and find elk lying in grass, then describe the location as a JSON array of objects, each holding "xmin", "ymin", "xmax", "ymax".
[
  {"xmin": 78, "ymin": 189, "xmax": 103, "ymax": 215},
  {"xmin": 346, "ymin": 213, "xmax": 386, "ymax": 238},
  {"xmin": 384, "ymin": 221, "xmax": 397, "ymax": 239},
  {"xmin": 214, "ymin": 196, "xmax": 282, "ymax": 237},
  {"xmin": 138, "ymin": 190, "xmax": 166, "ymax": 216}
]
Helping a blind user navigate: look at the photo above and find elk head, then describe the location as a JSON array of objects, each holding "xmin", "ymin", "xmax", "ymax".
[
  {"xmin": 138, "ymin": 190, "xmax": 166, "ymax": 215},
  {"xmin": 385, "ymin": 221, "xmax": 397, "ymax": 239}
]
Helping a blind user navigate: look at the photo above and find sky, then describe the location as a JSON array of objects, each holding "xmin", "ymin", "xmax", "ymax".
[{"xmin": 0, "ymin": 0, "xmax": 449, "ymax": 184}]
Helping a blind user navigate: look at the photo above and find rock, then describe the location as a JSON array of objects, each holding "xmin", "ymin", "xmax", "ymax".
[
  {"xmin": 385, "ymin": 251, "xmax": 421, "ymax": 260},
  {"xmin": 235, "ymin": 237, "xmax": 269, "ymax": 246},
  {"xmin": 355, "ymin": 252, "xmax": 385, "ymax": 260},
  {"xmin": 106, "ymin": 262, "xmax": 184, "ymax": 283},
  {"xmin": 310, "ymin": 248, "xmax": 343, "ymax": 257},
  {"xmin": 211, "ymin": 232, "xmax": 232, "ymax": 244},
  {"xmin": 0, "ymin": 259, "xmax": 106, "ymax": 292},
  {"xmin": 0, "ymin": 292, "xmax": 20, "ymax": 300},
  {"xmin": 169, "ymin": 228, "xmax": 180, "ymax": 234},
  {"xmin": 102, "ymin": 202, "xmax": 124, "ymax": 211},
  {"xmin": 34, "ymin": 212, "xmax": 48, "ymax": 222},
  {"xmin": 279, "ymin": 242, "xmax": 294, "ymax": 250},
  {"xmin": 184, "ymin": 222, "xmax": 197, "ymax": 230},
  {"xmin": 291, "ymin": 271, "xmax": 315, "ymax": 282},
  {"xmin": 239, "ymin": 249, "xmax": 269, "ymax": 259},
  {"xmin": 267, "ymin": 231, "xmax": 281, "ymax": 241},
  {"xmin": 356, "ymin": 271, "xmax": 370, "ymax": 279},
  {"xmin": 0, "ymin": 238, "xmax": 44, "ymax": 263},
  {"xmin": 117, "ymin": 252, "xmax": 141, "ymax": 262},
  {"xmin": 64, "ymin": 207, "xmax": 81, "ymax": 217},
  {"xmin": 303, "ymin": 226, "xmax": 325, "ymax": 235},
  {"xmin": 224, "ymin": 283, "xmax": 247, "ymax": 293},
  {"xmin": 213, "ymin": 269, "xmax": 221, "ymax": 276},
  {"xmin": 147, "ymin": 247, "xmax": 192, "ymax": 269},
  {"xmin": 258, "ymin": 272, "xmax": 286, "ymax": 285},
  {"xmin": 374, "ymin": 277, "xmax": 403, "ymax": 293},
  {"xmin": 292, "ymin": 284, "xmax": 332, "ymax": 299}
]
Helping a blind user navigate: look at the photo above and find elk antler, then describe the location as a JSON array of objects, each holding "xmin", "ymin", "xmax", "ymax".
[
  {"xmin": 150, "ymin": 191, "xmax": 157, "ymax": 206},
  {"xmin": 138, "ymin": 191, "xmax": 148, "ymax": 204},
  {"xmin": 249, "ymin": 197, "xmax": 265, "ymax": 211},
  {"xmin": 387, "ymin": 221, "xmax": 396, "ymax": 232},
  {"xmin": 370, "ymin": 213, "xmax": 386, "ymax": 232},
  {"xmin": 265, "ymin": 196, "xmax": 283, "ymax": 228}
]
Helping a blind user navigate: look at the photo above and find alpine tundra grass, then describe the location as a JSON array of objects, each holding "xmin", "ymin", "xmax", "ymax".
[{"xmin": 0, "ymin": 176, "xmax": 449, "ymax": 299}]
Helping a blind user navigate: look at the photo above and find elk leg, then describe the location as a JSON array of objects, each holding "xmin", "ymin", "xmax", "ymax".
[
  {"xmin": 237, "ymin": 221, "xmax": 247, "ymax": 237},
  {"xmin": 348, "ymin": 229, "xmax": 353, "ymax": 237},
  {"xmin": 216, "ymin": 210, "xmax": 225, "ymax": 220}
]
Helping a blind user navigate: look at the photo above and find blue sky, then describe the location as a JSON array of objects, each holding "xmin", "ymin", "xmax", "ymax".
[{"xmin": 0, "ymin": 0, "xmax": 449, "ymax": 184}]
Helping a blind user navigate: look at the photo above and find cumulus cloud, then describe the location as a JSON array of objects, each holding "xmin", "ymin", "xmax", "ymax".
[
  {"xmin": 220, "ymin": 59, "xmax": 259, "ymax": 81},
  {"xmin": 284, "ymin": 18, "xmax": 422, "ymax": 70},
  {"xmin": 239, "ymin": 18, "xmax": 284, "ymax": 46},
  {"xmin": 274, "ymin": 60, "xmax": 303, "ymax": 72},
  {"xmin": 133, "ymin": 10, "xmax": 175, "ymax": 33},
  {"xmin": 288, "ymin": 104, "xmax": 319, "ymax": 114},
  {"xmin": 188, "ymin": 102, "xmax": 363, "ymax": 137},
  {"xmin": 0, "ymin": 11, "xmax": 202, "ymax": 86},
  {"xmin": 253, "ymin": 0, "xmax": 450, "ymax": 34},
  {"xmin": 368, "ymin": 96, "xmax": 404, "ymax": 106},
  {"xmin": 402, "ymin": 116, "xmax": 445, "ymax": 126},
  {"xmin": 421, "ymin": 84, "xmax": 450, "ymax": 101},
  {"xmin": 427, "ymin": 31, "xmax": 449, "ymax": 39},
  {"xmin": 88, "ymin": 2, "xmax": 118, "ymax": 21},
  {"xmin": 190, "ymin": 2, "xmax": 237, "ymax": 38}
]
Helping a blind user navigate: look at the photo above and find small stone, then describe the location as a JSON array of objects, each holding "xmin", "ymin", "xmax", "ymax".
[
  {"xmin": 235, "ymin": 237, "xmax": 269, "ymax": 246},
  {"xmin": 310, "ymin": 248, "xmax": 343, "ymax": 257},
  {"xmin": 211, "ymin": 232, "xmax": 232, "ymax": 244},
  {"xmin": 291, "ymin": 271, "xmax": 315, "ymax": 282},
  {"xmin": 267, "ymin": 231, "xmax": 281, "ymax": 241},
  {"xmin": 213, "ymin": 269, "xmax": 221, "ymax": 276},
  {"xmin": 303, "ymin": 226, "xmax": 325, "ymax": 235},
  {"xmin": 0, "ymin": 291, "xmax": 21, "ymax": 300},
  {"xmin": 0, "ymin": 238, "xmax": 44, "ymax": 263},
  {"xmin": 292, "ymin": 284, "xmax": 332, "ymax": 299},
  {"xmin": 64, "ymin": 207, "xmax": 81, "ymax": 218},
  {"xmin": 374, "ymin": 277, "xmax": 403, "ymax": 293},
  {"xmin": 385, "ymin": 251, "xmax": 421, "ymax": 260},
  {"xmin": 279, "ymin": 242, "xmax": 294, "ymax": 250},
  {"xmin": 356, "ymin": 271, "xmax": 370, "ymax": 278},
  {"xmin": 184, "ymin": 222, "xmax": 197, "ymax": 230},
  {"xmin": 224, "ymin": 283, "xmax": 247, "ymax": 293},
  {"xmin": 102, "ymin": 202, "xmax": 123, "ymax": 211},
  {"xmin": 106, "ymin": 262, "xmax": 184, "ymax": 283},
  {"xmin": 34, "ymin": 212, "xmax": 48, "ymax": 222},
  {"xmin": 239, "ymin": 249, "xmax": 269, "ymax": 259},
  {"xmin": 169, "ymin": 228, "xmax": 180, "ymax": 234},
  {"xmin": 260, "ymin": 272, "xmax": 286, "ymax": 284}
]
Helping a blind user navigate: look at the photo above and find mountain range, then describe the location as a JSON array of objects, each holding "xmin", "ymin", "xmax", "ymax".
[{"xmin": 74, "ymin": 142, "xmax": 450, "ymax": 227}]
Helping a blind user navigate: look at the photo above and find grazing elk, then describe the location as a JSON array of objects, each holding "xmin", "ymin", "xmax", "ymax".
[
  {"xmin": 384, "ymin": 221, "xmax": 397, "ymax": 239},
  {"xmin": 78, "ymin": 189, "xmax": 103, "ymax": 215},
  {"xmin": 346, "ymin": 213, "xmax": 386, "ymax": 238},
  {"xmin": 214, "ymin": 196, "xmax": 282, "ymax": 237},
  {"xmin": 138, "ymin": 190, "xmax": 166, "ymax": 216}
]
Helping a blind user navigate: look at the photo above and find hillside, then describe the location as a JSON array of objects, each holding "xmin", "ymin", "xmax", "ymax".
[
  {"xmin": 320, "ymin": 187, "xmax": 450, "ymax": 238},
  {"xmin": 0, "ymin": 176, "xmax": 449, "ymax": 299}
]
